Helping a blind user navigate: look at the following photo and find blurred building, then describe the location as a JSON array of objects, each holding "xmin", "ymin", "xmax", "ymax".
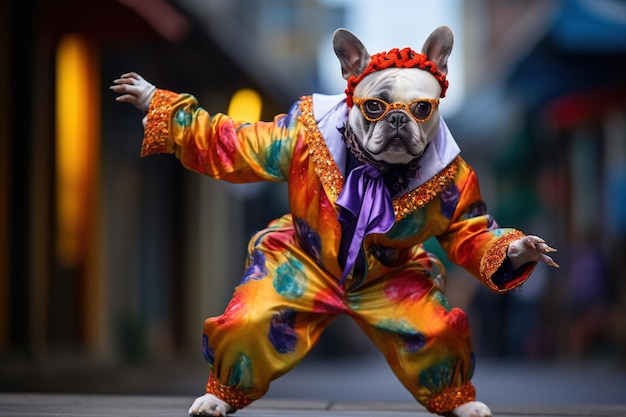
[
  {"xmin": 449, "ymin": 0, "xmax": 626, "ymax": 361},
  {"xmin": 0, "ymin": 0, "xmax": 334, "ymax": 366}
]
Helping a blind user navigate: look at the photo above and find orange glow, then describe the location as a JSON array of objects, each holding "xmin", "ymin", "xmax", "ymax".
[
  {"xmin": 55, "ymin": 34, "xmax": 103, "ymax": 353},
  {"xmin": 55, "ymin": 34, "xmax": 98, "ymax": 269}
]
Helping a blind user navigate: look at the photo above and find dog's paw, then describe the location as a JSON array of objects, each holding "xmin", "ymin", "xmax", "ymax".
[
  {"xmin": 447, "ymin": 401, "xmax": 492, "ymax": 417},
  {"xmin": 188, "ymin": 393, "xmax": 235, "ymax": 416}
]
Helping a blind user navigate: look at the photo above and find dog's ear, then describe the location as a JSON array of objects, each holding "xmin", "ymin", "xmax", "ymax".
[
  {"xmin": 421, "ymin": 26, "xmax": 454, "ymax": 75},
  {"xmin": 333, "ymin": 29, "xmax": 371, "ymax": 80}
]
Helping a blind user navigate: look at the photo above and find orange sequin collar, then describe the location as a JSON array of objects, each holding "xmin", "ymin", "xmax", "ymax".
[{"xmin": 345, "ymin": 48, "xmax": 449, "ymax": 107}]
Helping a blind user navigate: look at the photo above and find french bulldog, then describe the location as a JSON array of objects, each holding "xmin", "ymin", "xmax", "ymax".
[
  {"xmin": 337, "ymin": 28, "xmax": 447, "ymax": 165},
  {"xmin": 112, "ymin": 26, "xmax": 557, "ymax": 417},
  {"xmin": 331, "ymin": 27, "xmax": 557, "ymax": 273}
]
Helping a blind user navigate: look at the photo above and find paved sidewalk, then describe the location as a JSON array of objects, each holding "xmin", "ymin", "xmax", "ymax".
[
  {"xmin": 1, "ymin": 393, "xmax": 626, "ymax": 417},
  {"xmin": 2, "ymin": 351, "xmax": 626, "ymax": 416}
]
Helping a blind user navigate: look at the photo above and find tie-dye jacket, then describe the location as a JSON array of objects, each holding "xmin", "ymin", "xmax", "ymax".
[{"xmin": 141, "ymin": 90, "xmax": 535, "ymax": 293}]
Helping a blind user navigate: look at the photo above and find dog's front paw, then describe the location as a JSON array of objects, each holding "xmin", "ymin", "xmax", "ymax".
[
  {"xmin": 507, "ymin": 235, "xmax": 559, "ymax": 270},
  {"xmin": 188, "ymin": 393, "xmax": 235, "ymax": 416},
  {"xmin": 447, "ymin": 401, "xmax": 492, "ymax": 417}
]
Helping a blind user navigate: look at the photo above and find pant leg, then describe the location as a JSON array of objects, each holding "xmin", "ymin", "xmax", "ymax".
[
  {"xmin": 201, "ymin": 216, "xmax": 342, "ymax": 409},
  {"xmin": 349, "ymin": 253, "xmax": 476, "ymax": 414}
]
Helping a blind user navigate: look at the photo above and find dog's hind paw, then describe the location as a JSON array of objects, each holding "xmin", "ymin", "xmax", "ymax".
[
  {"xmin": 447, "ymin": 401, "xmax": 492, "ymax": 417},
  {"xmin": 188, "ymin": 393, "xmax": 235, "ymax": 416}
]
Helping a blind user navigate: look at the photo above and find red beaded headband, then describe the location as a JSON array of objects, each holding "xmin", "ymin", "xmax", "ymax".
[{"xmin": 345, "ymin": 47, "xmax": 448, "ymax": 108}]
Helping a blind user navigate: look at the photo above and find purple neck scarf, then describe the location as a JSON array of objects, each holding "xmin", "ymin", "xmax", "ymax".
[{"xmin": 336, "ymin": 164, "xmax": 395, "ymax": 284}]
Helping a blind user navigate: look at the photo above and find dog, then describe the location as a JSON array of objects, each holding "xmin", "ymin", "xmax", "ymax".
[{"xmin": 112, "ymin": 26, "xmax": 558, "ymax": 417}]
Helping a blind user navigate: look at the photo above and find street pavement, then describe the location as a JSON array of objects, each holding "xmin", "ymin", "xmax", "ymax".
[
  {"xmin": 1, "ymin": 393, "xmax": 625, "ymax": 417},
  {"xmin": 1, "ymin": 351, "xmax": 626, "ymax": 416}
]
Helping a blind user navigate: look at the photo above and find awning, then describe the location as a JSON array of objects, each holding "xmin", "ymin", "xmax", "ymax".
[{"xmin": 508, "ymin": 0, "xmax": 626, "ymax": 108}]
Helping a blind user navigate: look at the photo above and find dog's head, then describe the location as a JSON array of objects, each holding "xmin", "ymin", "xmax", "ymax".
[{"xmin": 333, "ymin": 27, "xmax": 453, "ymax": 165}]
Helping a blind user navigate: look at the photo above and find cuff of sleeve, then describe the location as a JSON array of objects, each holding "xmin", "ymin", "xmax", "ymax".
[
  {"xmin": 140, "ymin": 89, "xmax": 179, "ymax": 157},
  {"xmin": 480, "ymin": 230, "xmax": 534, "ymax": 293}
]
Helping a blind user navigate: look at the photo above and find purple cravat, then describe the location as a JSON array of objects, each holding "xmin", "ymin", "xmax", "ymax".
[{"xmin": 336, "ymin": 164, "xmax": 395, "ymax": 284}]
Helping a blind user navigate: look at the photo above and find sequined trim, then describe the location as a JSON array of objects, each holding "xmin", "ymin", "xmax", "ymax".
[
  {"xmin": 479, "ymin": 230, "xmax": 526, "ymax": 293},
  {"xmin": 298, "ymin": 96, "xmax": 344, "ymax": 200},
  {"xmin": 298, "ymin": 96, "xmax": 459, "ymax": 220},
  {"xmin": 425, "ymin": 382, "xmax": 476, "ymax": 414},
  {"xmin": 206, "ymin": 373, "xmax": 252, "ymax": 410},
  {"xmin": 141, "ymin": 89, "xmax": 179, "ymax": 157},
  {"xmin": 392, "ymin": 159, "xmax": 458, "ymax": 221}
]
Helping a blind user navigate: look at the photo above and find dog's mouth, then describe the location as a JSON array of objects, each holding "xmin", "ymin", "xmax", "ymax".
[
  {"xmin": 385, "ymin": 137, "xmax": 409, "ymax": 152},
  {"xmin": 378, "ymin": 134, "xmax": 422, "ymax": 156}
]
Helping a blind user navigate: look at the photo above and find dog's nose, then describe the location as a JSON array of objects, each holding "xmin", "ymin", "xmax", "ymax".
[{"xmin": 386, "ymin": 111, "xmax": 409, "ymax": 129}]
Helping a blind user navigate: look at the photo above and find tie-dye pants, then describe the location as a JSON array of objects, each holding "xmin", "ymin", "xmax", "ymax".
[{"xmin": 201, "ymin": 216, "xmax": 477, "ymax": 414}]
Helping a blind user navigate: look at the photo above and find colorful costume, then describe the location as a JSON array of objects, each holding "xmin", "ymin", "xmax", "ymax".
[{"xmin": 141, "ymin": 85, "xmax": 535, "ymax": 413}]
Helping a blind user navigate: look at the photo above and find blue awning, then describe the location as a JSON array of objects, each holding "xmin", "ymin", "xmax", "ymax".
[
  {"xmin": 552, "ymin": 0, "xmax": 626, "ymax": 52},
  {"xmin": 508, "ymin": 0, "xmax": 626, "ymax": 107}
]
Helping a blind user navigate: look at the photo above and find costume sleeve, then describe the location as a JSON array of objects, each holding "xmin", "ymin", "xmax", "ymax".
[
  {"xmin": 140, "ymin": 89, "xmax": 298, "ymax": 183},
  {"xmin": 437, "ymin": 159, "xmax": 535, "ymax": 293}
]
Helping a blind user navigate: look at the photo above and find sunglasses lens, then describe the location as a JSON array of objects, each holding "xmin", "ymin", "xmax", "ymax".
[
  {"xmin": 410, "ymin": 101, "xmax": 433, "ymax": 120},
  {"xmin": 362, "ymin": 99, "xmax": 387, "ymax": 121},
  {"xmin": 356, "ymin": 97, "xmax": 437, "ymax": 122}
]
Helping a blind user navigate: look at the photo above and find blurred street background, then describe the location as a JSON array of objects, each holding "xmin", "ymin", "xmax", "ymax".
[{"xmin": 2, "ymin": 0, "xmax": 626, "ymax": 405}]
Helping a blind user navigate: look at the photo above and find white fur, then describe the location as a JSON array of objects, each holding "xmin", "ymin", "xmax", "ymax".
[
  {"xmin": 449, "ymin": 401, "xmax": 492, "ymax": 417},
  {"xmin": 110, "ymin": 72, "xmax": 155, "ymax": 112},
  {"xmin": 350, "ymin": 68, "xmax": 441, "ymax": 164},
  {"xmin": 507, "ymin": 235, "xmax": 559, "ymax": 270},
  {"xmin": 188, "ymin": 394, "xmax": 234, "ymax": 416}
]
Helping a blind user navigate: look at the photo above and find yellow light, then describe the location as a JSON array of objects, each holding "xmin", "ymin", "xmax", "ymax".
[
  {"xmin": 54, "ymin": 34, "xmax": 103, "ymax": 351},
  {"xmin": 227, "ymin": 88, "xmax": 262, "ymax": 122},
  {"xmin": 55, "ymin": 34, "xmax": 98, "ymax": 268}
]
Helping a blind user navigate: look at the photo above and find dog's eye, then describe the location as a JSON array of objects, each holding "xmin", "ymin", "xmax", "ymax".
[
  {"xmin": 411, "ymin": 101, "xmax": 432, "ymax": 120},
  {"xmin": 363, "ymin": 100, "xmax": 386, "ymax": 118}
]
